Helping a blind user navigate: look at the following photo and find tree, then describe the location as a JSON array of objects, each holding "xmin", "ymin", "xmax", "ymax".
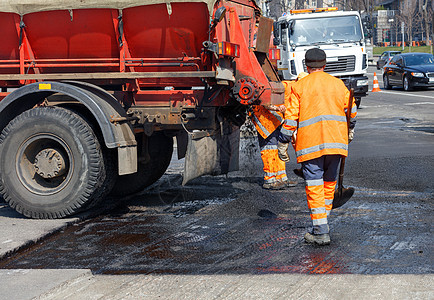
[
  {"xmin": 356, "ymin": 0, "xmax": 376, "ymax": 45},
  {"xmin": 421, "ymin": 0, "xmax": 432, "ymax": 47},
  {"xmin": 294, "ymin": 0, "xmax": 304, "ymax": 9},
  {"xmin": 398, "ymin": 0, "xmax": 419, "ymax": 51},
  {"xmin": 269, "ymin": 0, "xmax": 283, "ymax": 19}
]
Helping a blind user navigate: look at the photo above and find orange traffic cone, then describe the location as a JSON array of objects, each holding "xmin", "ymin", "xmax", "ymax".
[{"xmin": 372, "ymin": 72, "xmax": 381, "ymax": 92}]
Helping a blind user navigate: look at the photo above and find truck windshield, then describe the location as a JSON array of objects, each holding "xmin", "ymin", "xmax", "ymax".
[{"xmin": 288, "ymin": 15, "xmax": 363, "ymax": 46}]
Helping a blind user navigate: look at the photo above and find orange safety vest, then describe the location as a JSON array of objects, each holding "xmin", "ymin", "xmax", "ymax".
[
  {"xmin": 250, "ymin": 106, "xmax": 284, "ymax": 139},
  {"xmin": 249, "ymin": 80, "xmax": 295, "ymax": 139},
  {"xmin": 282, "ymin": 71, "xmax": 357, "ymax": 163}
]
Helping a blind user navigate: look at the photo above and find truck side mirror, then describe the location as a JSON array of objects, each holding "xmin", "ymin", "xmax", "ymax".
[
  {"xmin": 288, "ymin": 20, "xmax": 294, "ymax": 35},
  {"xmin": 273, "ymin": 22, "xmax": 280, "ymax": 45},
  {"xmin": 212, "ymin": 6, "xmax": 227, "ymax": 27},
  {"xmin": 273, "ymin": 22, "xmax": 280, "ymax": 38}
]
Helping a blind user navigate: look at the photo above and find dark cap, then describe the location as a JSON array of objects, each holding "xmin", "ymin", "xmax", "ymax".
[{"xmin": 305, "ymin": 48, "xmax": 326, "ymax": 68}]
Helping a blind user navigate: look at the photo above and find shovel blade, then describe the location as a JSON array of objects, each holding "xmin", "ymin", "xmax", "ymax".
[{"xmin": 332, "ymin": 187, "xmax": 355, "ymax": 209}]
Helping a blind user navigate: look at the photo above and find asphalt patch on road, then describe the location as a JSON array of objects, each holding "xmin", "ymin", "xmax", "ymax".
[{"xmin": 0, "ymin": 176, "xmax": 432, "ymax": 276}]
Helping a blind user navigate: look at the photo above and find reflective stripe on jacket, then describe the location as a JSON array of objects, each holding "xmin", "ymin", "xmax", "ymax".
[
  {"xmin": 286, "ymin": 71, "xmax": 357, "ymax": 163},
  {"xmin": 250, "ymin": 106, "xmax": 284, "ymax": 139}
]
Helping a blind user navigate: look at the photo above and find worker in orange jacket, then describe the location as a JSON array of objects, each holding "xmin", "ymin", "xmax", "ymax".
[
  {"xmin": 277, "ymin": 72, "xmax": 308, "ymax": 158},
  {"xmin": 249, "ymin": 22, "xmax": 296, "ymax": 190},
  {"xmin": 278, "ymin": 48, "xmax": 357, "ymax": 245},
  {"xmin": 250, "ymin": 104, "xmax": 297, "ymax": 190}
]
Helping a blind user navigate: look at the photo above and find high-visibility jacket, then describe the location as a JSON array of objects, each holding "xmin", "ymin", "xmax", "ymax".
[
  {"xmin": 281, "ymin": 71, "xmax": 357, "ymax": 163},
  {"xmin": 250, "ymin": 105, "xmax": 284, "ymax": 139},
  {"xmin": 249, "ymin": 80, "xmax": 295, "ymax": 139},
  {"xmin": 249, "ymin": 104, "xmax": 286, "ymax": 184},
  {"xmin": 282, "ymin": 80, "xmax": 296, "ymax": 111}
]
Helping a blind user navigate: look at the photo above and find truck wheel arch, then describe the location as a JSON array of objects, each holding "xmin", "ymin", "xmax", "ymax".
[{"xmin": 0, "ymin": 81, "xmax": 137, "ymax": 175}]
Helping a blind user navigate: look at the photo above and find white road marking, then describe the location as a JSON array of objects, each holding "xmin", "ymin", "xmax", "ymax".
[
  {"xmin": 378, "ymin": 90, "xmax": 434, "ymax": 99},
  {"xmin": 362, "ymin": 105, "xmax": 394, "ymax": 108},
  {"xmin": 404, "ymin": 102, "xmax": 434, "ymax": 105}
]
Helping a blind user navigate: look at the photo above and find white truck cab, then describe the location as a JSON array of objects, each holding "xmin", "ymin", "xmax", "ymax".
[{"xmin": 273, "ymin": 7, "xmax": 369, "ymax": 106}]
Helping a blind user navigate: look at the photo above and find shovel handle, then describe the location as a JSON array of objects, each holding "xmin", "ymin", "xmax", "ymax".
[
  {"xmin": 347, "ymin": 88, "xmax": 354, "ymax": 134},
  {"xmin": 338, "ymin": 88, "xmax": 354, "ymax": 192},
  {"xmin": 338, "ymin": 157, "xmax": 346, "ymax": 189}
]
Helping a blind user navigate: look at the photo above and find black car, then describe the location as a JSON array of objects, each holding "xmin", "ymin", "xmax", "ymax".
[
  {"xmin": 376, "ymin": 51, "xmax": 401, "ymax": 69},
  {"xmin": 383, "ymin": 53, "xmax": 434, "ymax": 91}
]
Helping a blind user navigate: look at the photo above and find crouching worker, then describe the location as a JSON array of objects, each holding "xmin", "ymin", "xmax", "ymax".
[
  {"xmin": 278, "ymin": 48, "xmax": 357, "ymax": 245},
  {"xmin": 249, "ymin": 105, "xmax": 297, "ymax": 190}
]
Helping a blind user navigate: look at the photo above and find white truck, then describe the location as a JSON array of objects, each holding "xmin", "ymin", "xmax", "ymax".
[{"xmin": 273, "ymin": 7, "xmax": 369, "ymax": 107}]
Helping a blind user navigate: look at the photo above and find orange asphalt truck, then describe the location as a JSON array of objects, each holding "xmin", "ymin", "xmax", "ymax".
[{"xmin": 0, "ymin": 0, "xmax": 284, "ymax": 218}]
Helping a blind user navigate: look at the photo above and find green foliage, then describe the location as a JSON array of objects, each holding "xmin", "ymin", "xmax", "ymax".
[{"xmin": 373, "ymin": 46, "xmax": 433, "ymax": 55}]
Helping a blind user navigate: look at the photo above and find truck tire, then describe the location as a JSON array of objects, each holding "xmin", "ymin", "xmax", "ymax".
[
  {"xmin": 111, "ymin": 133, "xmax": 173, "ymax": 196},
  {"xmin": 0, "ymin": 106, "xmax": 108, "ymax": 219},
  {"xmin": 56, "ymin": 104, "xmax": 117, "ymax": 210}
]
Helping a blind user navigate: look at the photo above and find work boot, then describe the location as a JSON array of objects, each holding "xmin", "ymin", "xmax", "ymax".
[
  {"xmin": 262, "ymin": 181, "xmax": 286, "ymax": 190},
  {"xmin": 281, "ymin": 179, "xmax": 298, "ymax": 187},
  {"xmin": 304, "ymin": 232, "xmax": 331, "ymax": 246}
]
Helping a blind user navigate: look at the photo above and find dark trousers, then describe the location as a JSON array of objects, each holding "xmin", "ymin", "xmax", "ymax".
[{"xmin": 301, "ymin": 155, "xmax": 341, "ymax": 234}]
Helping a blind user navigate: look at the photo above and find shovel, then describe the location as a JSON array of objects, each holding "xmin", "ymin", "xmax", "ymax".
[{"xmin": 332, "ymin": 88, "xmax": 355, "ymax": 209}]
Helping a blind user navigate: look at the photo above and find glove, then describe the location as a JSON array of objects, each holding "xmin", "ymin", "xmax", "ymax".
[
  {"xmin": 348, "ymin": 128, "xmax": 354, "ymax": 143},
  {"xmin": 291, "ymin": 130, "xmax": 297, "ymax": 149},
  {"xmin": 278, "ymin": 105, "xmax": 286, "ymax": 113},
  {"xmin": 278, "ymin": 142, "xmax": 290, "ymax": 162}
]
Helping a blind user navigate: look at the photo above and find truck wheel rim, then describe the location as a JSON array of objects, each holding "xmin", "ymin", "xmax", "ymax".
[{"xmin": 16, "ymin": 133, "xmax": 74, "ymax": 196}]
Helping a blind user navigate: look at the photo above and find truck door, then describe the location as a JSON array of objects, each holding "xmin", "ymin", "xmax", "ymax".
[{"xmin": 275, "ymin": 21, "xmax": 289, "ymax": 79}]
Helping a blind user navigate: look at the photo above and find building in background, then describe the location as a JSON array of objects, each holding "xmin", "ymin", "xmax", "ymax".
[{"xmin": 373, "ymin": 9, "xmax": 397, "ymax": 45}]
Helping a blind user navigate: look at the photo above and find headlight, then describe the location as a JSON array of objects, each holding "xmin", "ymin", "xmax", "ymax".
[
  {"xmin": 411, "ymin": 72, "xmax": 425, "ymax": 77},
  {"xmin": 357, "ymin": 79, "xmax": 369, "ymax": 87}
]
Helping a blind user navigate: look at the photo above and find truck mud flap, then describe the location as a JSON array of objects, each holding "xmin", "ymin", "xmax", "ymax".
[{"xmin": 182, "ymin": 127, "xmax": 240, "ymax": 185}]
